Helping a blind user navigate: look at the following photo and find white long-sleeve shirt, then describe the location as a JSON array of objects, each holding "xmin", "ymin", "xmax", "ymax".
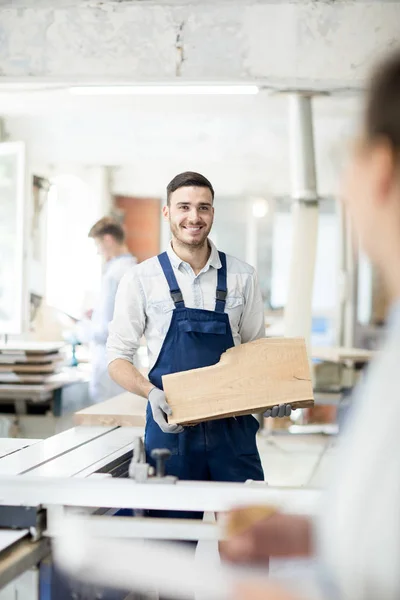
[
  {"xmin": 107, "ymin": 240, "xmax": 265, "ymax": 370},
  {"xmin": 91, "ymin": 253, "xmax": 137, "ymax": 346},
  {"xmin": 319, "ymin": 302, "xmax": 400, "ymax": 600},
  {"xmin": 88, "ymin": 252, "xmax": 137, "ymax": 403}
]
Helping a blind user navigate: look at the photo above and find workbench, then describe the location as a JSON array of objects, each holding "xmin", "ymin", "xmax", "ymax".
[{"xmin": 0, "ymin": 368, "xmax": 90, "ymax": 439}]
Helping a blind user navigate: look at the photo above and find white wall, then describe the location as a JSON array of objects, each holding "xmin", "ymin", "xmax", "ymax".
[{"xmin": 2, "ymin": 93, "xmax": 360, "ymax": 199}]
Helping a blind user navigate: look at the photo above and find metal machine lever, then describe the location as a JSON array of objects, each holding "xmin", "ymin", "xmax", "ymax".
[
  {"xmin": 129, "ymin": 437, "xmax": 153, "ymax": 482},
  {"xmin": 129, "ymin": 438, "xmax": 176, "ymax": 483},
  {"xmin": 150, "ymin": 448, "xmax": 171, "ymax": 478}
]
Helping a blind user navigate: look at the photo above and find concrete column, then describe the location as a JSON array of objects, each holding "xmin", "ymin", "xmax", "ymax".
[
  {"xmin": 343, "ymin": 212, "xmax": 357, "ymax": 347},
  {"xmin": 283, "ymin": 95, "xmax": 319, "ymax": 353},
  {"xmin": 0, "ymin": 118, "xmax": 5, "ymax": 142},
  {"xmin": 245, "ymin": 200, "xmax": 258, "ymax": 269},
  {"xmin": 336, "ymin": 203, "xmax": 358, "ymax": 347},
  {"xmin": 86, "ymin": 166, "xmax": 113, "ymax": 219}
]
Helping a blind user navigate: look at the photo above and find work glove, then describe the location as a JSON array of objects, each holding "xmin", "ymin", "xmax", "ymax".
[
  {"xmin": 264, "ymin": 404, "xmax": 292, "ymax": 418},
  {"xmin": 148, "ymin": 387, "xmax": 184, "ymax": 434}
]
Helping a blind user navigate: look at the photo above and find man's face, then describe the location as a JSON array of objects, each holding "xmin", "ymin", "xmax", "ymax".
[
  {"xmin": 341, "ymin": 140, "xmax": 373, "ymax": 253},
  {"xmin": 341, "ymin": 138, "xmax": 395, "ymax": 264},
  {"xmin": 163, "ymin": 186, "xmax": 214, "ymax": 248}
]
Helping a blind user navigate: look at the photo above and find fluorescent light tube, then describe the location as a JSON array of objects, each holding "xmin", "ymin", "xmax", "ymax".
[{"xmin": 69, "ymin": 85, "xmax": 259, "ymax": 96}]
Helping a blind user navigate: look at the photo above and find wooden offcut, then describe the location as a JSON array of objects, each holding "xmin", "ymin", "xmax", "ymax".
[
  {"xmin": 224, "ymin": 505, "xmax": 277, "ymax": 538},
  {"xmin": 311, "ymin": 346, "xmax": 375, "ymax": 364},
  {"xmin": 164, "ymin": 338, "xmax": 314, "ymax": 426},
  {"xmin": 74, "ymin": 392, "xmax": 146, "ymax": 427}
]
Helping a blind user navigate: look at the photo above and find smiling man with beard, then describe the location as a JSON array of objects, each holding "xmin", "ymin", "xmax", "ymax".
[{"xmin": 107, "ymin": 172, "xmax": 290, "ymax": 518}]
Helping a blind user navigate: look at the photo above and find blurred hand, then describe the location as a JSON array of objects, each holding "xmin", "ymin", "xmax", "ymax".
[
  {"xmin": 220, "ymin": 512, "xmax": 313, "ymax": 564},
  {"xmin": 264, "ymin": 404, "xmax": 293, "ymax": 418},
  {"xmin": 84, "ymin": 309, "xmax": 93, "ymax": 320},
  {"xmin": 148, "ymin": 387, "xmax": 184, "ymax": 434},
  {"xmin": 233, "ymin": 581, "xmax": 303, "ymax": 600}
]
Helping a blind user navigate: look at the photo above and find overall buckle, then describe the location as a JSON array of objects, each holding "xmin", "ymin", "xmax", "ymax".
[
  {"xmin": 170, "ymin": 290, "xmax": 184, "ymax": 304},
  {"xmin": 216, "ymin": 290, "xmax": 227, "ymax": 302}
]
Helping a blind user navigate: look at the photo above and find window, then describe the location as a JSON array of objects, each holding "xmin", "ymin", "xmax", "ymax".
[{"xmin": 45, "ymin": 174, "xmax": 101, "ymax": 319}]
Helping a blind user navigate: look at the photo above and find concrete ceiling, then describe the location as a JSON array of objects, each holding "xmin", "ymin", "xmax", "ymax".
[
  {"xmin": 0, "ymin": 1, "xmax": 398, "ymax": 91},
  {"xmin": 0, "ymin": 1, "xmax": 386, "ymax": 6}
]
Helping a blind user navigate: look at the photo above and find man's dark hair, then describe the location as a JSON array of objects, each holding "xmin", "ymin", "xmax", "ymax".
[
  {"xmin": 366, "ymin": 50, "xmax": 400, "ymax": 154},
  {"xmin": 166, "ymin": 172, "xmax": 214, "ymax": 205},
  {"xmin": 88, "ymin": 216, "xmax": 125, "ymax": 243}
]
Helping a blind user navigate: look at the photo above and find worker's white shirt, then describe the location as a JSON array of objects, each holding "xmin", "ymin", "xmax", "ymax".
[
  {"xmin": 91, "ymin": 253, "xmax": 137, "ymax": 346},
  {"xmin": 319, "ymin": 302, "xmax": 400, "ymax": 600},
  {"xmin": 107, "ymin": 239, "xmax": 265, "ymax": 370},
  {"xmin": 90, "ymin": 253, "xmax": 137, "ymax": 403}
]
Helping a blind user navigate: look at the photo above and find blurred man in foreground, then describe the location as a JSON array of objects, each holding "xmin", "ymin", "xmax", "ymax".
[{"xmin": 224, "ymin": 50, "xmax": 400, "ymax": 600}]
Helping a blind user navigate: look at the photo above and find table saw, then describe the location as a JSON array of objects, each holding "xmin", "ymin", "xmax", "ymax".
[
  {"xmin": 0, "ymin": 426, "xmax": 320, "ymax": 600},
  {"xmin": 0, "ymin": 427, "xmax": 137, "ymax": 599}
]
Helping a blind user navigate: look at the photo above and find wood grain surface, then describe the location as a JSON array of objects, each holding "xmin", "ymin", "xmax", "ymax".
[{"xmin": 164, "ymin": 338, "xmax": 314, "ymax": 425}]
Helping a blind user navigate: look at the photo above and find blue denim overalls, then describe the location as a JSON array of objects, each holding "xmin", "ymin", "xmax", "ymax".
[{"xmin": 145, "ymin": 251, "xmax": 264, "ymax": 518}]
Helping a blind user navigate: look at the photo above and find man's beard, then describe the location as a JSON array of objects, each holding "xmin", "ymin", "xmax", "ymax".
[{"xmin": 170, "ymin": 221, "xmax": 210, "ymax": 248}]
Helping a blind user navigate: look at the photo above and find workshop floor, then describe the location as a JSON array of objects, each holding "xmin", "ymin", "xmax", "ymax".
[
  {"xmin": 259, "ymin": 432, "xmax": 336, "ymax": 599},
  {"xmin": 257, "ymin": 431, "xmax": 337, "ymax": 488},
  {"xmin": 197, "ymin": 431, "xmax": 337, "ymax": 600}
]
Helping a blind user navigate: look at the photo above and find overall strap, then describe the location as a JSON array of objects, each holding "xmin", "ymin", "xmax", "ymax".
[
  {"xmin": 157, "ymin": 252, "xmax": 185, "ymax": 308},
  {"xmin": 215, "ymin": 251, "xmax": 228, "ymax": 313}
]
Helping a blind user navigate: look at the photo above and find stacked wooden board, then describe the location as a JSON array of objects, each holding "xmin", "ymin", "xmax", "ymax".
[{"xmin": 0, "ymin": 342, "xmax": 66, "ymax": 384}]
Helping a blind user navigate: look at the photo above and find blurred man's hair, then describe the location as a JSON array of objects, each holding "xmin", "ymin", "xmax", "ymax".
[
  {"xmin": 166, "ymin": 172, "xmax": 214, "ymax": 206},
  {"xmin": 366, "ymin": 50, "xmax": 400, "ymax": 153},
  {"xmin": 88, "ymin": 217, "xmax": 125, "ymax": 243}
]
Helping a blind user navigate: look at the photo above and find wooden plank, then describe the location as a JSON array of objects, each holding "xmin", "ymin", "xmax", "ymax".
[
  {"xmin": 74, "ymin": 392, "xmax": 146, "ymax": 427},
  {"xmin": 0, "ymin": 536, "xmax": 50, "ymax": 590},
  {"xmin": 0, "ymin": 352, "xmax": 63, "ymax": 364},
  {"xmin": 0, "ymin": 373, "xmax": 53, "ymax": 383},
  {"xmin": 0, "ymin": 370, "xmax": 88, "ymax": 386},
  {"xmin": 311, "ymin": 346, "xmax": 375, "ymax": 363},
  {"xmin": 0, "ymin": 530, "xmax": 29, "ymax": 554},
  {"xmin": 0, "ymin": 363, "xmax": 61, "ymax": 374},
  {"xmin": 163, "ymin": 338, "xmax": 314, "ymax": 426},
  {"xmin": 0, "ymin": 342, "xmax": 65, "ymax": 354},
  {"xmin": 0, "ymin": 371, "xmax": 89, "ymax": 400}
]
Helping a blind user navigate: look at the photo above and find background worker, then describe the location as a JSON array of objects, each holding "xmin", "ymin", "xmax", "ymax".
[
  {"xmin": 83, "ymin": 216, "xmax": 136, "ymax": 404},
  {"xmin": 107, "ymin": 171, "xmax": 291, "ymax": 518},
  {"xmin": 223, "ymin": 50, "xmax": 400, "ymax": 600}
]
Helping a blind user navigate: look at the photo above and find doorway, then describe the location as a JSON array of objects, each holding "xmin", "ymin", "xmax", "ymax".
[{"xmin": 115, "ymin": 196, "xmax": 161, "ymax": 263}]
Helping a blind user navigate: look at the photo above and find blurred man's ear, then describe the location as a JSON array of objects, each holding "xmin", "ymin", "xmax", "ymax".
[
  {"xmin": 371, "ymin": 139, "xmax": 397, "ymax": 207},
  {"xmin": 162, "ymin": 205, "xmax": 170, "ymax": 221}
]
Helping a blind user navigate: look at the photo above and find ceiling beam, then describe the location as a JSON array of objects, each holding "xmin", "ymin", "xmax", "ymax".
[{"xmin": 0, "ymin": 2, "xmax": 398, "ymax": 91}]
